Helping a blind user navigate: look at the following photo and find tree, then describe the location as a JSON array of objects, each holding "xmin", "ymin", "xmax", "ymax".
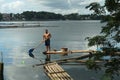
[
  {"xmin": 85, "ymin": 35, "xmax": 105, "ymax": 49},
  {"xmin": 14, "ymin": 13, "xmax": 23, "ymax": 20},
  {"xmin": 86, "ymin": 0, "xmax": 120, "ymax": 80},
  {"xmin": 22, "ymin": 11, "xmax": 36, "ymax": 20},
  {"xmin": 21, "ymin": 11, "xmax": 64, "ymax": 20},
  {"xmin": 64, "ymin": 13, "xmax": 79, "ymax": 20}
]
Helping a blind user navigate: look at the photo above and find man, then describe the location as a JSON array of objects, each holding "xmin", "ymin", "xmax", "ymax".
[{"xmin": 43, "ymin": 29, "xmax": 51, "ymax": 52}]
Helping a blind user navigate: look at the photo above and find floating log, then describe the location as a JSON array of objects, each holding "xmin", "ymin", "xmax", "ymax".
[
  {"xmin": 44, "ymin": 62, "xmax": 73, "ymax": 80},
  {"xmin": 51, "ymin": 52, "xmax": 120, "ymax": 64},
  {"xmin": 57, "ymin": 60, "xmax": 103, "ymax": 64},
  {"xmin": 52, "ymin": 54, "xmax": 92, "ymax": 64}
]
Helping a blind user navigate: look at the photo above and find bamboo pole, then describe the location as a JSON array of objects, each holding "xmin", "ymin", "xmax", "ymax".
[
  {"xmin": 51, "ymin": 53, "xmax": 92, "ymax": 64},
  {"xmin": 51, "ymin": 52, "xmax": 120, "ymax": 64},
  {"xmin": 44, "ymin": 50, "xmax": 95, "ymax": 54}
]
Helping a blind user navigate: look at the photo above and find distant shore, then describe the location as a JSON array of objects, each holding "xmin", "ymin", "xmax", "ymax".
[
  {"xmin": 0, "ymin": 25, "xmax": 41, "ymax": 29},
  {"xmin": 0, "ymin": 22, "xmax": 41, "ymax": 29},
  {"xmin": 0, "ymin": 20, "xmax": 100, "ymax": 29},
  {"xmin": 0, "ymin": 24, "xmax": 58, "ymax": 29}
]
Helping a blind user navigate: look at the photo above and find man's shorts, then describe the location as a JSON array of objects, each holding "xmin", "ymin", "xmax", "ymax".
[{"xmin": 45, "ymin": 39, "xmax": 50, "ymax": 46}]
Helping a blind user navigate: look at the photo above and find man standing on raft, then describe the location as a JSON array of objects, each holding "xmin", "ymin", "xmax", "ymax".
[
  {"xmin": 43, "ymin": 29, "xmax": 51, "ymax": 62},
  {"xmin": 43, "ymin": 29, "xmax": 51, "ymax": 52}
]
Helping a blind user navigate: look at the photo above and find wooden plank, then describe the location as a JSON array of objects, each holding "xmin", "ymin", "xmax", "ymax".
[
  {"xmin": 44, "ymin": 64, "xmax": 58, "ymax": 80},
  {"xmin": 44, "ymin": 62, "xmax": 73, "ymax": 80},
  {"xmin": 53, "ymin": 62, "xmax": 73, "ymax": 80},
  {"xmin": 53, "ymin": 64, "xmax": 72, "ymax": 80},
  {"xmin": 46, "ymin": 51, "xmax": 68, "ymax": 54},
  {"xmin": 47, "ymin": 73, "xmax": 55, "ymax": 80},
  {"xmin": 44, "ymin": 65, "xmax": 53, "ymax": 73},
  {"xmin": 47, "ymin": 64, "xmax": 61, "ymax": 80},
  {"xmin": 50, "ymin": 63, "xmax": 67, "ymax": 80},
  {"xmin": 45, "ymin": 65, "xmax": 60, "ymax": 80},
  {"xmin": 44, "ymin": 63, "xmax": 62, "ymax": 80},
  {"xmin": 49, "ymin": 63, "xmax": 65, "ymax": 80},
  {"xmin": 53, "ymin": 64, "xmax": 70, "ymax": 80},
  {"xmin": 45, "ymin": 70, "xmax": 58, "ymax": 80},
  {"xmin": 50, "ymin": 64, "xmax": 64, "ymax": 80},
  {"xmin": 44, "ymin": 66, "xmax": 55, "ymax": 80},
  {"xmin": 54, "ymin": 63, "xmax": 73, "ymax": 80},
  {"xmin": 71, "ymin": 50, "xmax": 95, "ymax": 53}
]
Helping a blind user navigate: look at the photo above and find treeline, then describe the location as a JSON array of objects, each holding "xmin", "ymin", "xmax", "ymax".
[{"xmin": 0, "ymin": 11, "xmax": 103, "ymax": 21}]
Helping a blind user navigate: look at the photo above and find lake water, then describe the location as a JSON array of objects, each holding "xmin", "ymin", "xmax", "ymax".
[{"xmin": 0, "ymin": 20, "xmax": 119, "ymax": 80}]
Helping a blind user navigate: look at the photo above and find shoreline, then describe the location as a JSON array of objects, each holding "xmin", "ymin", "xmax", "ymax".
[
  {"xmin": 0, "ymin": 20, "xmax": 100, "ymax": 29},
  {"xmin": 0, "ymin": 25, "xmax": 41, "ymax": 29},
  {"xmin": 0, "ymin": 25, "xmax": 58, "ymax": 29}
]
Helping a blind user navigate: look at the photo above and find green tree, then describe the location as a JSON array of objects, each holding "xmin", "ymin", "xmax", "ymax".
[
  {"xmin": 14, "ymin": 13, "xmax": 23, "ymax": 20},
  {"xmin": 22, "ymin": 11, "xmax": 36, "ymax": 20},
  {"xmin": 86, "ymin": 0, "xmax": 120, "ymax": 80},
  {"xmin": 85, "ymin": 35, "xmax": 105, "ymax": 49},
  {"xmin": 21, "ymin": 11, "xmax": 64, "ymax": 20},
  {"xmin": 64, "ymin": 13, "xmax": 79, "ymax": 20}
]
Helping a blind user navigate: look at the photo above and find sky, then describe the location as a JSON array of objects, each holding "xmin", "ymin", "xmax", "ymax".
[{"xmin": 0, "ymin": 0, "xmax": 104, "ymax": 14}]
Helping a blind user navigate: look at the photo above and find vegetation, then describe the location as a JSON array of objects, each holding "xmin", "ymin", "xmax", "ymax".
[
  {"xmin": 0, "ymin": 11, "xmax": 104, "ymax": 21},
  {"xmin": 85, "ymin": 0, "xmax": 120, "ymax": 80},
  {"xmin": 21, "ymin": 11, "xmax": 65, "ymax": 20}
]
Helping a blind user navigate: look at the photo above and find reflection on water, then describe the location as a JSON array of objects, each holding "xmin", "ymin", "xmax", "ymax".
[{"xmin": 0, "ymin": 21, "xmax": 119, "ymax": 80}]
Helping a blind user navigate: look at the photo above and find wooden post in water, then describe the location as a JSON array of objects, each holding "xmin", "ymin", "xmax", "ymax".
[
  {"xmin": 0, "ymin": 52, "xmax": 4, "ymax": 80},
  {"xmin": 46, "ymin": 54, "xmax": 51, "ymax": 63},
  {"xmin": 0, "ymin": 63, "xmax": 4, "ymax": 80},
  {"xmin": 43, "ymin": 51, "xmax": 51, "ymax": 63}
]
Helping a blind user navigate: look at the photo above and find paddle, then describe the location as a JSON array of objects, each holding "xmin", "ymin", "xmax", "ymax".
[
  {"xmin": 28, "ymin": 48, "xmax": 35, "ymax": 58},
  {"xmin": 28, "ymin": 40, "xmax": 44, "ymax": 58}
]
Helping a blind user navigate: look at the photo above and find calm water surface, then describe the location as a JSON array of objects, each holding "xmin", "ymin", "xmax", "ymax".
[{"xmin": 0, "ymin": 20, "xmax": 119, "ymax": 80}]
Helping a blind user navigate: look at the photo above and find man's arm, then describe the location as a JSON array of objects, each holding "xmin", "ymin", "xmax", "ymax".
[
  {"xmin": 49, "ymin": 33, "xmax": 51, "ymax": 39},
  {"xmin": 43, "ymin": 34, "xmax": 45, "ymax": 41}
]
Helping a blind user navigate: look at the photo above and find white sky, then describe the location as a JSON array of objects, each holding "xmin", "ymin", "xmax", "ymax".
[{"xmin": 0, "ymin": 0, "xmax": 104, "ymax": 14}]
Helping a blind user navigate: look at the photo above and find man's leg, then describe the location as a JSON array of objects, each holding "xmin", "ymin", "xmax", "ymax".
[
  {"xmin": 46, "ymin": 46, "xmax": 48, "ymax": 51},
  {"xmin": 46, "ymin": 46, "xmax": 51, "ymax": 63}
]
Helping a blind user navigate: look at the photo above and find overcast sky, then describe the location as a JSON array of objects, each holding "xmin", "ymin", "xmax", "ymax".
[{"xmin": 0, "ymin": 0, "xmax": 104, "ymax": 14}]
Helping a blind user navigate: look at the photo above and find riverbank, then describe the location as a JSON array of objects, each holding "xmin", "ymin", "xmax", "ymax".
[
  {"xmin": 0, "ymin": 25, "xmax": 40, "ymax": 29},
  {"xmin": 0, "ymin": 21, "xmax": 61, "ymax": 29},
  {"xmin": 0, "ymin": 22, "xmax": 41, "ymax": 28}
]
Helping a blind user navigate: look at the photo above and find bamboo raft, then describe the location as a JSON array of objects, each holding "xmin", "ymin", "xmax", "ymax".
[
  {"xmin": 43, "ymin": 48, "xmax": 95, "ymax": 55},
  {"xmin": 42, "ymin": 48, "xmax": 120, "ymax": 80},
  {"xmin": 43, "ymin": 48, "xmax": 95, "ymax": 62},
  {"xmin": 44, "ymin": 62, "xmax": 73, "ymax": 80}
]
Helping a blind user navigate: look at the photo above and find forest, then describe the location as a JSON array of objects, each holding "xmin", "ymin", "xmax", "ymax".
[{"xmin": 0, "ymin": 11, "xmax": 103, "ymax": 21}]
